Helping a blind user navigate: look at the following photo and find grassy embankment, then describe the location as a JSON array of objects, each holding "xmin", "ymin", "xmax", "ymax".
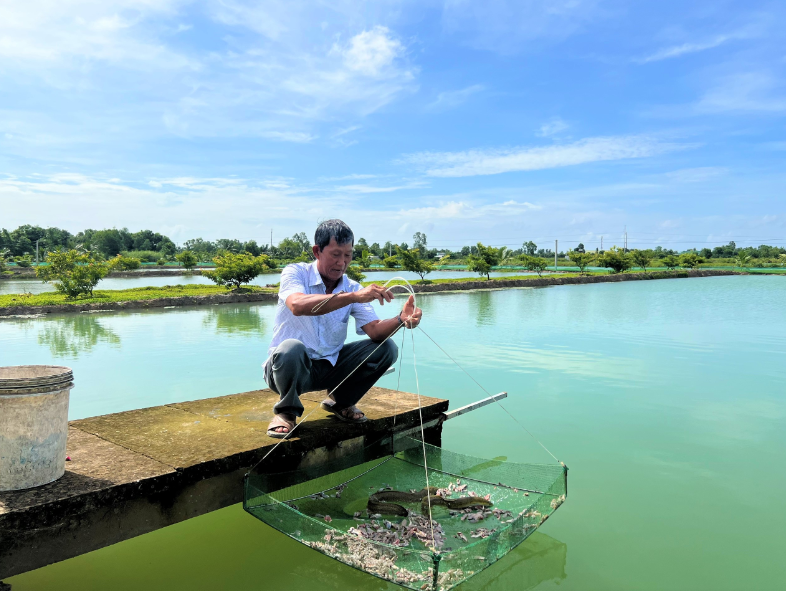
[
  {"xmin": 0, "ymin": 269, "xmax": 749, "ymax": 310},
  {"xmin": 0, "ymin": 283, "xmax": 275, "ymax": 308}
]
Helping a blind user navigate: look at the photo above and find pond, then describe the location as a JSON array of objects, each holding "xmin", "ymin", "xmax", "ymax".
[
  {"xmin": 0, "ymin": 269, "xmax": 533, "ymax": 295},
  {"xmin": 3, "ymin": 276, "xmax": 785, "ymax": 590}
]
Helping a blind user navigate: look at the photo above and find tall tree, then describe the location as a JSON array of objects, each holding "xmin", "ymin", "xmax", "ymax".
[{"xmin": 412, "ymin": 232, "xmax": 427, "ymax": 251}]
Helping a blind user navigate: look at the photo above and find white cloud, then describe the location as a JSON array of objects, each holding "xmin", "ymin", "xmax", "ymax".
[
  {"xmin": 395, "ymin": 200, "xmax": 541, "ymax": 220},
  {"xmin": 537, "ymin": 117, "xmax": 569, "ymax": 137},
  {"xmin": 401, "ymin": 135, "xmax": 689, "ymax": 177},
  {"xmin": 260, "ymin": 131, "xmax": 317, "ymax": 143},
  {"xmin": 696, "ymin": 72, "xmax": 786, "ymax": 113},
  {"xmin": 0, "ymin": 4, "xmax": 417, "ymax": 148},
  {"xmin": 0, "ymin": 0, "xmax": 193, "ymax": 68},
  {"xmin": 336, "ymin": 181, "xmax": 428, "ymax": 193},
  {"xmin": 635, "ymin": 35, "xmax": 735, "ymax": 64},
  {"xmin": 338, "ymin": 26, "xmax": 404, "ymax": 76},
  {"xmin": 427, "ymin": 84, "xmax": 484, "ymax": 110}
]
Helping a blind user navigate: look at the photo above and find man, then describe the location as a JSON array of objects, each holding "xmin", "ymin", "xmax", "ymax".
[{"xmin": 264, "ymin": 219, "xmax": 422, "ymax": 438}]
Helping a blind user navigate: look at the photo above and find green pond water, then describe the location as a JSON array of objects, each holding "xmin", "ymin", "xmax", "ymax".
[{"xmin": 3, "ymin": 276, "xmax": 786, "ymax": 590}]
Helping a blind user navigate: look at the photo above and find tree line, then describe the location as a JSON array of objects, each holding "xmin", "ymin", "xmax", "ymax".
[{"xmin": 2, "ymin": 224, "xmax": 784, "ymax": 267}]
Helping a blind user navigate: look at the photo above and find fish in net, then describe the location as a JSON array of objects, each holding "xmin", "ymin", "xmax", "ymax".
[{"xmin": 244, "ymin": 436, "xmax": 567, "ymax": 591}]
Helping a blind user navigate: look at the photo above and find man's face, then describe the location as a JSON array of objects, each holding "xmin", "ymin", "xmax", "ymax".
[{"xmin": 313, "ymin": 238, "xmax": 353, "ymax": 282}]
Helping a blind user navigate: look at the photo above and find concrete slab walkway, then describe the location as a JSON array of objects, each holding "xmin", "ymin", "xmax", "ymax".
[{"xmin": 0, "ymin": 387, "xmax": 448, "ymax": 579}]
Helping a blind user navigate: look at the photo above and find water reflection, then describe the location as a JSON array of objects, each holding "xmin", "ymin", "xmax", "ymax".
[
  {"xmin": 462, "ymin": 532, "xmax": 567, "ymax": 590},
  {"xmin": 36, "ymin": 315, "xmax": 121, "ymax": 358},
  {"xmin": 202, "ymin": 305, "xmax": 266, "ymax": 336},
  {"xmin": 473, "ymin": 291, "xmax": 496, "ymax": 327}
]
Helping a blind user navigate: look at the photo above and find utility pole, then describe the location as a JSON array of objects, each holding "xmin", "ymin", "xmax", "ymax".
[
  {"xmin": 555, "ymin": 239, "xmax": 558, "ymax": 271},
  {"xmin": 624, "ymin": 226, "xmax": 627, "ymax": 252},
  {"xmin": 35, "ymin": 239, "xmax": 41, "ymax": 266},
  {"xmin": 270, "ymin": 229, "xmax": 273, "ymax": 249},
  {"xmin": 601, "ymin": 236, "xmax": 603, "ymax": 252}
]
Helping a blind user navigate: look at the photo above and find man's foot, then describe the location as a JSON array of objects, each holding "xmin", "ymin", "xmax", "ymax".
[
  {"xmin": 320, "ymin": 401, "xmax": 368, "ymax": 423},
  {"xmin": 267, "ymin": 413, "xmax": 296, "ymax": 439}
]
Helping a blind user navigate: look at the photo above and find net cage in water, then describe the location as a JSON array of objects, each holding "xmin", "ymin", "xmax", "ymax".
[{"xmin": 244, "ymin": 437, "xmax": 567, "ymax": 591}]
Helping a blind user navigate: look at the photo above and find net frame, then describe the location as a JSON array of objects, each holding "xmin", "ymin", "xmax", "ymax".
[{"xmin": 244, "ymin": 436, "xmax": 567, "ymax": 591}]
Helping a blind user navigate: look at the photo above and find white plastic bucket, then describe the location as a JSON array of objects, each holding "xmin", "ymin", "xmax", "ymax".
[{"xmin": 0, "ymin": 365, "xmax": 73, "ymax": 491}]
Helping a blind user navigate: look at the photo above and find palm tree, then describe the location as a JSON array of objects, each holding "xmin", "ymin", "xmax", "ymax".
[{"xmin": 735, "ymin": 252, "xmax": 751, "ymax": 270}]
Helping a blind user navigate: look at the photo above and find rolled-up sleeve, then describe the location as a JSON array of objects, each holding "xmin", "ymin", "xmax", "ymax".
[
  {"xmin": 348, "ymin": 281, "xmax": 379, "ymax": 334},
  {"xmin": 350, "ymin": 300, "xmax": 379, "ymax": 334},
  {"xmin": 278, "ymin": 265, "xmax": 307, "ymax": 305}
]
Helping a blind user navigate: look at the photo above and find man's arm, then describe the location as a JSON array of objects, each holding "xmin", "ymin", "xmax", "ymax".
[{"xmin": 286, "ymin": 284, "xmax": 394, "ymax": 317}]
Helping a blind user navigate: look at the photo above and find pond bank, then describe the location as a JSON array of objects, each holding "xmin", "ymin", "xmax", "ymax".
[{"xmin": 0, "ymin": 269, "xmax": 741, "ymax": 317}]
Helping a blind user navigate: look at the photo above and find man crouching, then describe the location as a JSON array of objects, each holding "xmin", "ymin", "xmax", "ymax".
[{"xmin": 264, "ymin": 219, "xmax": 422, "ymax": 438}]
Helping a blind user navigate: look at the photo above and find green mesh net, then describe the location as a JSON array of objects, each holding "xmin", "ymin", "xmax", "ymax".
[{"xmin": 244, "ymin": 436, "xmax": 567, "ymax": 591}]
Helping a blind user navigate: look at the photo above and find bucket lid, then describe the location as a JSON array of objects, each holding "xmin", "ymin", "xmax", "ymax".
[{"xmin": 0, "ymin": 365, "xmax": 74, "ymax": 390}]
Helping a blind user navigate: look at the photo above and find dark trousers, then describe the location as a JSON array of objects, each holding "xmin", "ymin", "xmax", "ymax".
[{"xmin": 265, "ymin": 338, "xmax": 398, "ymax": 418}]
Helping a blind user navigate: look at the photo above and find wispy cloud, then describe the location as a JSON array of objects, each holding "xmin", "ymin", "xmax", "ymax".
[
  {"xmin": 537, "ymin": 117, "xmax": 569, "ymax": 137},
  {"xmin": 427, "ymin": 84, "xmax": 484, "ymax": 110},
  {"xmin": 336, "ymin": 181, "xmax": 428, "ymax": 193},
  {"xmin": 401, "ymin": 135, "xmax": 690, "ymax": 177},
  {"xmin": 664, "ymin": 167, "xmax": 726, "ymax": 183},
  {"xmin": 441, "ymin": 0, "xmax": 603, "ymax": 54},
  {"xmin": 696, "ymin": 72, "xmax": 786, "ymax": 113},
  {"xmin": 395, "ymin": 199, "xmax": 541, "ymax": 220},
  {"xmin": 635, "ymin": 35, "xmax": 737, "ymax": 64},
  {"xmin": 0, "ymin": 0, "xmax": 193, "ymax": 68}
]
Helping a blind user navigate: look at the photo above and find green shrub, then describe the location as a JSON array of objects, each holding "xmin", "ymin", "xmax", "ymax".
[
  {"xmin": 521, "ymin": 255, "xmax": 548, "ymax": 277},
  {"xmin": 662, "ymin": 255, "xmax": 680, "ymax": 270},
  {"xmin": 631, "ymin": 249, "xmax": 653, "ymax": 272},
  {"xmin": 36, "ymin": 249, "xmax": 109, "ymax": 298},
  {"xmin": 396, "ymin": 247, "xmax": 434, "ymax": 281},
  {"xmin": 176, "ymin": 250, "xmax": 198, "ymax": 271},
  {"xmin": 467, "ymin": 243, "xmax": 502, "ymax": 280},
  {"xmin": 680, "ymin": 253, "xmax": 705, "ymax": 269},
  {"xmin": 121, "ymin": 250, "xmax": 160, "ymax": 263},
  {"xmin": 157, "ymin": 258, "xmax": 168, "ymax": 266},
  {"xmin": 598, "ymin": 247, "xmax": 632, "ymax": 273},
  {"xmin": 382, "ymin": 255, "xmax": 399, "ymax": 268},
  {"xmin": 568, "ymin": 251, "xmax": 595, "ymax": 275},
  {"xmin": 345, "ymin": 264, "xmax": 366, "ymax": 282},
  {"xmin": 14, "ymin": 254, "xmax": 33, "ymax": 268},
  {"xmin": 203, "ymin": 252, "xmax": 273, "ymax": 290},
  {"xmin": 108, "ymin": 254, "xmax": 142, "ymax": 271}
]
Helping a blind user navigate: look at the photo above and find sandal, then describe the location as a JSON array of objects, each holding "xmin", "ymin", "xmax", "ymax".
[
  {"xmin": 320, "ymin": 400, "xmax": 368, "ymax": 423},
  {"xmin": 267, "ymin": 413, "xmax": 296, "ymax": 439}
]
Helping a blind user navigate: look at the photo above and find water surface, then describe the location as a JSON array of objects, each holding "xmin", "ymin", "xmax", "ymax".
[{"xmin": 3, "ymin": 276, "xmax": 785, "ymax": 590}]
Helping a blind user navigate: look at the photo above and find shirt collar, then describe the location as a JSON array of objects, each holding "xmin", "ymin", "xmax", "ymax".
[
  {"xmin": 308, "ymin": 260, "xmax": 347, "ymax": 291},
  {"xmin": 307, "ymin": 261, "xmax": 323, "ymax": 287}
]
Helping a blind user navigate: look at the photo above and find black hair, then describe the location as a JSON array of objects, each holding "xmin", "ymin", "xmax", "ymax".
[{"xmin": 314, "ymin": 219, "xmax": 354, "ymax": 250}]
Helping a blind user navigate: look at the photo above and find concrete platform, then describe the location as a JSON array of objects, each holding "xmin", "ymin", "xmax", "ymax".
[{"xmin": 0, "ymin": 387, "xmax": 448, "ymax": 579}]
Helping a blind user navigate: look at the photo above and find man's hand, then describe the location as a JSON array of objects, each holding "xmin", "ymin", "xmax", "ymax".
[
  {"xmin": 400, "ymin": 295, "xmax": 422, "ymax": 328},
  {"xmin": 353, "ymin": 284, "xmax": 395, "ymax": 305}
]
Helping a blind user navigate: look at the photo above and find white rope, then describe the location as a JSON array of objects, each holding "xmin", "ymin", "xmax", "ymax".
[
  {"xmin": 416, "ymin": 325, "xmax": 563, "ymax": 465},
  {"xmin": 410, "ymin": 326, "xmax": 437, "ymax": 551}
]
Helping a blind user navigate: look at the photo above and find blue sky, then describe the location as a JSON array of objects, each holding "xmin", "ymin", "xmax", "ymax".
[{"xmin": 1, "ymin": 0, "xmax": 785, "ymax": 252}]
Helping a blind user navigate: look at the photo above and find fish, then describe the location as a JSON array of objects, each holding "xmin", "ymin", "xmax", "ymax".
[{"xmin": 368, "ymin": 487, "xmax": 493, "ymax": 517}]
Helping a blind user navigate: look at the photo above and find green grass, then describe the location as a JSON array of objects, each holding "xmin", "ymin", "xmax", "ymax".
[
  {"xmin": 361, "ymin": 269, "xmax": 683, "ymax": 287},
  {"xmin": 0, "ymin": 283, "xmax": 276, "ymax": 308}
]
